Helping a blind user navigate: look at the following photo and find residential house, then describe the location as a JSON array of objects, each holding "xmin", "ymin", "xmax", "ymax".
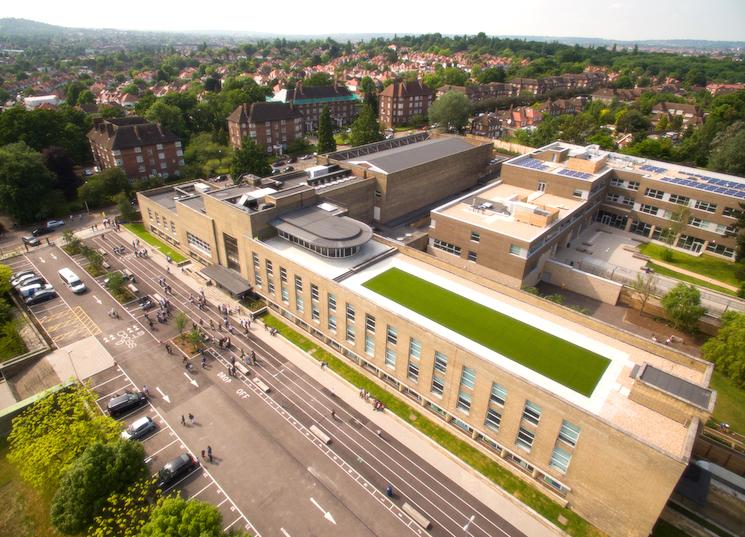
[
  {"xmin": 378, "ymin": 80, "xmax": 434, "ymax": 128},
  {"xmin": 228, "ymin": 102, "xmax": 304, "ymax": 154}
]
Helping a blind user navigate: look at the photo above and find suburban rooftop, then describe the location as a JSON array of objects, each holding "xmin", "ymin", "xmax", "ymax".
[{"xmin": 344, "ymin": 137, "xmax": 478, "ymax": 174}]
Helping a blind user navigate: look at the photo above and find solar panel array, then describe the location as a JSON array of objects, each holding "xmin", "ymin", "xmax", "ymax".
[
  {"xmin": 514, "ymin": 157, "xmax": 550, "ymax": 171},
  {"xmin": 558, "ymin": 168, "xmax": 593, "ymax": 180},
  {"xmin": 640, "ymin": 164, "xmax": 668, "ymax": 174},
  {"xmin": 680, "ymin": 171, "xmax": 745, "ymax": 191},
  {"xmin": 659, "ymin": 176, "xmax": 745, "ymax": 199}
]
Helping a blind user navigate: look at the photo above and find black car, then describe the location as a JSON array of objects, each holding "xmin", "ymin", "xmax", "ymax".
[
  {"xmin": 156, "ymin": 453, "xmax": 199, "ymax": 490},
  {"xmin": 32, "ymin": 226, "xmax": 52, "ymax": 237},
  {"xmin": 25, "ymin": 289, "xmax": 57, "ymax": 305},
  {"xmin": 107, "ymin": 391, "xmax": 147, "ymax": 417},
  {"xmin": 138, "ymin": 296, "xmax": 154, "ymax": 310}
]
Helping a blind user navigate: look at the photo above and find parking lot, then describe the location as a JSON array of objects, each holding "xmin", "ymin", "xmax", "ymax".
[{"xmin": 88, "ymin": 365, "xmax": 258, "ymax": 536}]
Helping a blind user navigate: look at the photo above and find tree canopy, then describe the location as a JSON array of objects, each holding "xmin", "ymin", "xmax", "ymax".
[
  {"xmin": 0, "ymin": 142, "xmax": 56, "ymax": 223},
  {"xmin": 51, "ymin": 440, "xmax": 148, "ymax": 534},
  {"xmin": 91, "ymin": 477, "xmax": 163, "ymax": 537},
  {"xmin": 230, "ymin": 137, "xmax": 271, "ymax": 182},
  {"xmin": 349, "ymin": 104, "xmax": 383, "ymax": 147},
  {"xmin": 139, "ymin": 497, "xmax": 225, "ymax": 537},
  {"xmin": 429, "ymin": 91, "xmax": 471, "ymax": 131},
  {"xmin": 79, "ymin": 167, "xmax": 130, "ymax": 208},
  {"xmin": 661, "ymin": 283, "xmax": 706, "ymax": 333},
  {"xmin": 316, "ymin": 105, "xmax": 336, "ymax": 154},
  {"xmin": 7, "ymin": 384, "xmax": 121, "ymax": 493},
  {"xmin": 702, "ymin": 312, "xmax": 745, "ymax": 387}
]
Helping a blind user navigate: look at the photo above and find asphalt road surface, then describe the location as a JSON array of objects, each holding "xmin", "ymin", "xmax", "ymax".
[{"xmin": 12, "ymin": 237, "xmax": 528, "ymax": 537}]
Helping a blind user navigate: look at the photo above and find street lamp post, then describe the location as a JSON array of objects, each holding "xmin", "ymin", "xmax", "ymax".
[{"xmin": 66, "ymin": 350, "xmax": 81, "ymax": 382}]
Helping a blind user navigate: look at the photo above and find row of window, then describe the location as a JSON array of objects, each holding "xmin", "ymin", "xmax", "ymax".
[
  {"xmin": 611, "ymin": 180, "xmax": 740, "ymax": 217},
  {"xmin": 186, "ymin": 232, "xmax": 211, "ymax": 255}
]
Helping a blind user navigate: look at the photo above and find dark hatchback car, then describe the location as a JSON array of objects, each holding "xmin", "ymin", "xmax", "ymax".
[
  {"xmin": 107, "ymin": 391, "xmax": 147, "ymax": 417},
  {"xmin": 25, "ymin": 289, "xmax": 57, "ymax": 305},
  {"xmin": 32, "ymin": 226, "xmax": 53, "ymax": 237},
  {"xmin": 156, "ymin": 453, "xmax": 199, "ymax": 490}
]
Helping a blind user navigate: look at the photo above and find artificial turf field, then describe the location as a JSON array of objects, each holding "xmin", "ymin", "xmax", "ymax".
[{"xmin": 362, "ymin": 267, "xmax": 610, "ymax": 397}]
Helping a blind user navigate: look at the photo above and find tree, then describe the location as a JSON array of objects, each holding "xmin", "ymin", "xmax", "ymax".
[
  {"xmin": 91, "ymin": 477, "xmax": 163, "ymax": 537},
  {"xmin": 303, "ymin": 72, "xmax": 333, "ymax": 87},
  {"xmin": 7, "ymin": 384, "xmax": 121, "ymax": 493},
  {"xmin": 734, "ymin": 203, "xmax": 745, "ymax": 262},
  {"xmin": 187, "ymin": 328, "xmax": 204, "ymax": 352},
  {"xmin": 615, "ymin": 109, "xmax": 651, "ymax": 134},
  {"xmin": 661, "ymin": 207, "xmax": 691, "ymax": 257},
  {"xmin": 175, "ymin": 311, "xmax": 188, "ymax": 336},
  {"xmin": 360, "ymin": 76, "xmax": 378, "ymax": 113},
  {"xmin": 105, "ymin": 271, "xmax": 125, "ymax": 295},
  {"xmin": 0, "ymin": 263, "xmax": 12, "ymax": 296},
  {"xmin": 661, "ymin": 283, "xmax": 706, "ymax": 333},
  {"xmin": 429, "ymin": 91, "xmax": 471, "ymax": 132},
  {"xmin": 140, "ymin": 497, "xmax": 224, "ymax": 537},
  {"xmin": 114, "ymin": 192, "xmax": 138, "ymax": 222},
  {"xmin": 316, "ymin": 105, "xmax": 336, "ymax": 154},
  {"xmin": 43, "ymin": 146, "xmax": 80, "ymax": 200},
  {"xmin": 708, "ymin": 121, "xmax": 745, "ymax": 176},
  {"xmin": 476, "ymin": 67, "xmax": 506, "ymax": 84},
  {"xmin": 79, "ymin": 168, "xmax": 129, "ymax": 207},
  {"xmin": 631, "ymin": 272, "xmax": 659, "ymax": 315},
  {"xmin": 0, "ymin": 142, "xmax": 55, "ymax": 223},
  {"xmin": 349, "ymin": 104, "xmax": 383, "ymax": 147},
  {"xmin": 230, "ymin": 137, "xmax": 271, "ymax": 183},
  {"xmin": 51, "ymin": 440, "xmax": 147, "ymax": 534},
  {"xmin": 62, "ymin": 230, "xmax": 82, "ymax": 254},
  {"xmin": 145, "ymin": 100, "xmax": 186, "ymax": 140},
  {"xmin": 702, "ymin": 312, "xmax": 745, "ymax": 387}
]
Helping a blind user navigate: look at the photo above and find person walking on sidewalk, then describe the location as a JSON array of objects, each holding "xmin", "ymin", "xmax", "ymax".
[
  {"xmin": 181, "ymin": 415, "xmax": 186, "ymax": 426},
  {"xmin": 201, "ymin": 449, "xmax": 206, "ymax": 460},
  {"xmin": 207, "ymin": 445, "xmax": 213, "ymax": 463},
  {"xmin": 188, "ymin": 413, "xmax": 195, "ymax": 426}
]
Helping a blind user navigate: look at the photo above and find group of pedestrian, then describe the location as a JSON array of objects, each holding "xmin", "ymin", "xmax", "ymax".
[
  {"xmin": 162, "ymin": 340, "xmax": 173, "ymax": 354},
  {"xmin": 651, "ymin": 334, "xmax": 677, "ymax": 345},
  {"xmin": 217, "ymin": 336, "xmax": 231, "ymax": 350},
  {"xmin": 102, "ymin": 218, "xmax": 120, "ymax": 231},
  {"xmin": 158, "ymin": 277, "xmax": 174, "ymax": 296},
  {"xmin": 181, "ymin": 413, "xmax": 196, "ymax": 426},
  {"xmin": 188, "ymin": 293, "xmax": 208, "ymax": 311},
  {"xmin": 200, "ymin": 445, "xmax": 214, "ymax": 463},
  {"xmin": 113, "ymin": 245, "xmax": 126, "ymax": 255},
  {"xmin": 239, "ymin": 318, "xmax": 252, "ymax": 335},
  {"xmin": 134, "ymin": 248, "xmax": 149, "ymax": 258},
  {"xmin": 358, "ymin": 388, "xmax": 371, "ymax": 401}
]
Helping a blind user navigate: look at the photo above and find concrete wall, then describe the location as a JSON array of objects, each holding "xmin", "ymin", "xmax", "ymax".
[
  {"xmin": 541, "ymin": 260, "xmax": 622, "ymax": 305},
  {"xmin": 693, "ymin": 435, "xmax": 745, "ymax": 477}
]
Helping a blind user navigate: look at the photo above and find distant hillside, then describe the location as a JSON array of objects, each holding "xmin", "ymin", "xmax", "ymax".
[{"xmin": 0, "ymin": 17, "xmax": 67, "ymax": 37}]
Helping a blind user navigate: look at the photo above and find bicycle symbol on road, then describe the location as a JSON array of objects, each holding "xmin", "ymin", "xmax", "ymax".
[{"xmin": 114, "ymin": 330, "xmax": 136, "ymax": 349}]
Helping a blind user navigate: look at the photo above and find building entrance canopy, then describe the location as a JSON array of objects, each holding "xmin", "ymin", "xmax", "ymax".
[{"xmin": 201, "ymin": 265, "xmax": 252, "ymax": 297}]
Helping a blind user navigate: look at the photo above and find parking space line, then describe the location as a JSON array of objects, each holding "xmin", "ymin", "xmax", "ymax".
[
  {"xmin": 223, "ymin": 515, "xmax": 243, "ymax": 531},
  {"xmin": 144, "ymin": 438, "xmax": 179, "ymax": 459},
  {"xmin": 91, "ymin": 373, "xmax": 125, "ymax": 390},
  {"xmin": 215, "ymin": 497, "xmax": 229, "ymax": 507},
  {"xmin": 190, "ymin": 481, "xmax": 215, "ymax": 499},
  {"xmin": 95, "ymin": 385, "xmax": 133, "ymax": 402}
]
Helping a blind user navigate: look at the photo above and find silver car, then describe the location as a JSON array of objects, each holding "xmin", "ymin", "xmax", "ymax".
[{"xmin": 121, "ymin": 416, "xmax": 157, "ymax": 440}]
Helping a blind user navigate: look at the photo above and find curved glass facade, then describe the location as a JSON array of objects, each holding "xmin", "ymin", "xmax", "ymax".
[{"xmin": 278, "ymin": 230, "xmax": 361, "ymax": 258}]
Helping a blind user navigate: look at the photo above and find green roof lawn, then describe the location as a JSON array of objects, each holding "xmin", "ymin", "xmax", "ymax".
[{"xmin": 362, "ymin": 268, "xmax": 610, "ymax": 397}]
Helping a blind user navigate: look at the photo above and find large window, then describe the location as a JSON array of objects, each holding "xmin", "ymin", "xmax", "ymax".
[
  {"xmin": 223, "ymin": 233, "xmax": 240, "ymax": 271},
  {"xmin": 386, "ymin": 326, "xmax": 397, "ymax": 345},
  {"xmin": 365, "ymin": 314, "xmax": 376, "ymax": 333},
  {"xmin": 669, "ymin": 194, "xmax": 690, "ymax": 206},
  {"xmin": 694, "ymin": 200, "xmax": 717, "ymax": 213},
  {"xmin": 460, "ymin": 367, "xmax": 476, "ymax": 390},
  {"xmin": 484, "ymin": 408, "xmax": 502, "ymax": 431},
  {"xmin": 522, "ymin": 401, "xmax": 542, "ymax": 425},
  {"xmin": 639, "ymin": 204, "xmax": 659, "ymax": 216},
  {"xmin": 384, "ymin": 347, "xmax": 396, "ymax": 368},
  {"xmin": 490, "ymin": 383, "xmax": 507, "ymax": 406},
  {"xmin": 434, "ymin": 351, "xmax": 448, "ymax": 374},
  {"xmin": 550, "ymin": 446, "xmax": 572, "ymax": 474},
  {"xmin": 516, "ymin": 427, "xmax": 535, "ymax": 452},
  {"xmin": 456, "ymin": 392, "xmax": 472, "ymax": 413},
  {"xmin": 364, "ymin": 334, "xmax": 375, "ymax": 357},
  {"xmin": 433, "ymin": 239, "xmax": 461, "ymax": 256},
  {"xmin": 644, "ymin": 188, "xmax": 664, "ymax": 200},
  {"xmin": 186, "ymin": 232, "xmax": 211, "ymax": 256},
  {"xmin": 470, "ymin": 231, "xmax": 480, "ymax": 242},
  {"xmin": 558, "ymin": 420, "xmax": 581, "ymax": 447}
]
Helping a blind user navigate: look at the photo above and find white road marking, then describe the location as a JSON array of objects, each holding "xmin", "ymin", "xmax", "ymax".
[
  {"xmin": 92, "ymin": 295, "xmax": 102, "ymax": 304},
  {"xmin": 310, "ymin": 497, "xmax": 336, "ymax": 525},
  {"xmin": 280, "ymin": 529, "xmax": 292, "ymax": 537},
  {"xmin": 155, "ymin": 387, "xmax": 171, "ymax": 404},
  {"xmin": 183, "ymin": 372, "xmax": 199, "ymax": 388},
  {"xmin": 50, "ymin": 253, "xmax": 57, "ymax": 260},
  {"xmin": 38, "ymin": 257, "xmax": 45, "ymax": 263}
]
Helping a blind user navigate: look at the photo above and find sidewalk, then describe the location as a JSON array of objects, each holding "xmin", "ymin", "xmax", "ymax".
[{"xmin": 112, "ymin": 226, "xmax": 565, "ymax": 537}]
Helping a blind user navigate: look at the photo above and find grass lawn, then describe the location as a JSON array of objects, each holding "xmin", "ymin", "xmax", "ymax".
[
  {"xmin": 362, "ymin": 268, "xmax": 609, "ymax": 397},
  {"xmin": 262, "ymin": 314, "xmax": 603, "ymax": 537},
  {"xmin": 710, "ymin": 371, "xmax": 745, "ymax": 434},
  {"xmin": 647, "ymin": 262, "xmax": 738, "ymax": 297},
  {"xmin": 640, "ymin": 243, "xmax": 741, "ymax": 287},
  {"xmin": 123, "ymin": 224, "xmax": 187, "ymax": 264},
  {"xmin": 0, "ymin": 438, "xmax": 61, "ymax": 537}
]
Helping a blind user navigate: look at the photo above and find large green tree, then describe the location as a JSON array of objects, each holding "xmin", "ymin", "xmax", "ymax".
[
  {"xmin": 7, "ymin": 384, "xmax": 121, "ymax": 493},
  {"xmin": 429, "ymin": 91, "xmax": 471, "ymax": 131},
  {"xmin": 79, "ymin": 167, "xmax": 130, "ymax": 207},
  {"xmin": 316, "ymin": 105, "xmax": 336, "ymax": 154},
  {"xmin": 349, "ymin": 104, "xmax": 383, "ymax": 147},
  {"xmin": 145, "ymin": 100, "xmax": 187, "ymax": 139},
  {"xmin": 702, "ymin": 311, "xmax": 745, "ymax": 387},
  {"xmin": 708, "ymin": 121, "xmax": 745, "ymax": 176},
  {"xmin": 51, "ymin": 440, "xmax": 148, "ymax": 534},
  {"xmin": 91, "ymin": 477, "xmax": 163, "ymax": 537},
  {"xmin": 230, "ymin": 137, "xmax": 271, "ymax": 183},
  {"xmin": 661, "ymin": 283, "xmax": 706, "ymax": 333},
  {"xmin": 0, "ymin": 142, "xmax": 55, "ymax": 223},
  {"xmin": 139, "ymin": 497, "xmax": 224, "ymax": 537}
]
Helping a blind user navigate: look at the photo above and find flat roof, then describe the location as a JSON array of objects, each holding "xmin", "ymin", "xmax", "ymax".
[
  {"xmin": 270, "ymin": 206, "xmax": 373, "ymax": 249},
  {"xmin": 434, "ymin": 182, "xmax": 584, "ymax": 242},
  {"xmin": 345, "ymin": 138, "xmax": 475, "ymax": 174}
]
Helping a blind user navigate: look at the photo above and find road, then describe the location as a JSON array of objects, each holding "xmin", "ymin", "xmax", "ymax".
[{"xmin": 11, "ymin": 237, "xmax": 529, "ymax": 537}]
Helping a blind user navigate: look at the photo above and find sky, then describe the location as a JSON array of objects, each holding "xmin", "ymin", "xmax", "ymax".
[{"xmin": 3, "ymin": 0, "xmax": 745, "ymax": 41}]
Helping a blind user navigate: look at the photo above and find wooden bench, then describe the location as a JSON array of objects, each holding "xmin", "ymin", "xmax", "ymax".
[
  {"xmin": 402, "ymin": 502, "xmax": 431, "ymax": 530},
  {"xmin": 101, "ymin": 261, "xmax": 111, "ymax": 270},
  {"xmin": 235, "ymin": 363, "xmax": 250, "ymax": 376},
  {"xmin": 253, "ymin": 377, "xmax": 270, "ymax": 393},
  {"xmin": 127, "ymin": 283, "xmax": 139, "ymax": 295},
  {"xmin": 97, "ymin": 247, "xmax": 108, "ymax": 256},
  {"xmin": 309, "ymin": 425, "xmax": 331, "ymax": 445}
]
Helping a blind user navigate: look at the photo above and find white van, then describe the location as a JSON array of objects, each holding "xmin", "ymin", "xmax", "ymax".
[
  {"xmin": 58, "ymin": 268, "xmax": 86, "ymax": 294},
  {"xmin": 18, "ymin": 283, "xmax": 52, "ymax": 298}
]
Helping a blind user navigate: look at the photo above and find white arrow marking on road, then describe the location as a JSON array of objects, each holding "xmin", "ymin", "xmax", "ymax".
[
  {"xmin": 280, "ymin": 529, "xmax": 292, "ymax": 537},
  {"xmin": 92, "ymin": 295, "xmax": 102, "ymax": 304},
  {"xmin": 155, "ymin": 387, "xmax": 171, "ymax": 404},
  {"xmin": 309, "ymin": 498, "xmax": 336, "ymax": 525},
  {"xmin": 183, "ymin": 372, "xmax": 199, "ymax": 388},
  {"xmin": 38, "ymin": 257, "xmax": 45, "ymax": 263},
  {"xmin": 50, "ymin": 253, "xmax": 57, "ymax": 260}
]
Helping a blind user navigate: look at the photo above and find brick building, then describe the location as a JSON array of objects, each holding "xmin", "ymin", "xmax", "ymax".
[
  {"xmin": 228, "ymin": 102, "xmax": 304, "ymax": 154},
  {"xmin": 87, "ymin": 117, "xmax": 183, "ymax": 180},
  {"xmin": 272, "ymin": 83, "xmax": 359, "ymax": 131},
  {"xmin": 378, "ymin": 80, "xmax": 435, "ymax": 128}
]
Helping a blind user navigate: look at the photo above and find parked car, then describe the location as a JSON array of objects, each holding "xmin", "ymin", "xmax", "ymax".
[
  {"xmin": 106, "ymin": 391, "xmax": 147, "ymax": 417},
  {"xmin": 32, "ymin": 227, "xmax": 52, "ymax": 237},
  {"xmin": 138, "ymin": 296, "xmax": 154, "ymax": 310},
  {"xmin": 19, "ymin": 283, "xmax": 53, "ymax": 298},
  {"xmin": 11, "ymin": 269, "xmax": 34, "ymax": 280},
  {"xmin": 282, "ymin": 166, "xmax": 294, "ymax": 172},
  {"xmin": 25, "ymin": 289, "xmax": 57, "ymax": 305},
  {"xmin": 300, "ymin": 154, "xmax": 313, "ymax": 160},
  {"xmin": 214, "ymin": 174, "xmax": 228, "ymax": 182},
  {"xmin": 11, "ymin": 272, "xmax": 36, "ymax": 287},
  {"xmin": 22, "ymin": 236, "xmax": 40, "ymax": 247},
  {"xmin": 156, "ymin": 453, "xmax": 199, "ymax": 490},
  {"xmin": 46, "ymin": 220, "xmax": 65, "ymax": 229},
  {"xmin": 121, "ymin": 416, "xmax": 157, "ymax": 440},
  {"xmin": 16, "ymin": 276, "xmax": 45, "ymax": 290}
]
